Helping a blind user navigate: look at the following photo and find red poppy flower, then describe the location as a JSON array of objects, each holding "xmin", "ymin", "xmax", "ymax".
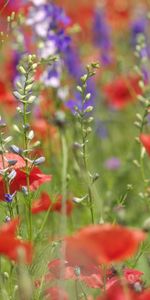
[
  {"xmin": 31, "ymin": 193, "xmax": 73, "ymax": 216},
  {"xmin": 0, "ymin": 81, "xmax": 16, "ymax": 109},
  {"xmin": 139, "ymin": 289, "xmax": 150, "ymax": 300},
  {"xmin": 104, "ymin": 76, "xmax": 141, "ymax": 109},
  {"xmin": 45, "ymin": 286, "xmax": 69, "ymax": 300},
  {"xmin": 124, "ymin": 268, "xmax": 144, "ymax": 285},
  {"xmin": 34, "ymin": 259, "xmax": 102, "ymax": 290},
  {"xmin": 0, "ymin": 217, "xmax": 20, "ymax": 235},
  {"xmin": 32, "ymin": 119, "xmax": 56, "ymax": 140},
  {"xmin": 10, "ymin": 167, "xmax": 52, "ymax": 192},
  {"xmin": 65, "ymin": 224, "xmax": 146, "ymax": 268},
  {"xmin": 105, "ymin": 0, "xmax": 132, "ymax": 30},
  {"xmin": 0, "ymin": 0, "xmax": 28, "ymax": 17},
  {"xmin": 31, "ymin": 192, "xmax": 52, "ymax": 214},
  {"xmin": 140, "ymin": 134, "xmax": 150, "ymax": 156},
  {"xmin": 47, "ymin": 259, "xmax": 103, "ymax": 289},
  {"xmin": 0, "ymin": 218, "xmax": 32, "ymax": 263},
  {"xmin": 106, "ymin": 267, "xmax": 144, "ymax": 291},
  {"xmin": 0, "ymin": 153, "xmax": 26, "ymax": 170},
  {"xmin": 56, "ymin": 0, "xmax": 95, "ymax": 33},
  {"xmin": 0, "ymin": 235, "xmax": 32, "ymax": 263},
  {"xmin": 96, "ymin": 281, "xmax": 138, "ymax": 300},
  {"xmin": 0, "ymin": 153, "xmax": 52, "ymax": 200},
  {"xmin": 51, "ymin": 195, "xmax": 73, "ymax": 216}
]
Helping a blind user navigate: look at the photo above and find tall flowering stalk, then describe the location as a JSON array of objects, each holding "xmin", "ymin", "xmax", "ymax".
[
  {"xmin": 74, "ymin": 63, "xmax": 99, "ymax": 224},
  {"xmin": 13, "ymin": 54, "xmax": 38, "ymax": 240}
]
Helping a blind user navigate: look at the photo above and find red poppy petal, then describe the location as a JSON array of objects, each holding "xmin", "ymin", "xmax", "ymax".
[
  {"xmin": 0, "ymin": 153, "xmax": 25, "ymax": 170},
  {"xmin": 140, "ymin": 134, "xmax": 150, "ymax": 156},
  {"xmin": 96, "ymin": 281, "xmax": 137, "ymax": 300},
  {"xmin": 31, "ymin": 192, "xmax": 52, "ymax": 214},
  {"xmin": 0, "ymin": 217, "xmax": 20, "ymax": 236},
  {"xmin": 10, "ymin": 167, "xmax": 52, "ymax": 194},
  {"xmin": 65, "ymin": 224, "xmax": 146, "ymax": 267},
  {"xmin": 45, "ymin": 286, "xmax": 69, "ymax": 300},
  {"xmin": 0, "ymin": 235, "xmax": 32, "ymax": 263}
]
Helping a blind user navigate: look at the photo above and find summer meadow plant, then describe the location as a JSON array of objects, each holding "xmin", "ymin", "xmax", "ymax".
[{"xmin": 1, "ymin": 1, "xmax": 150, "ymax": 300}]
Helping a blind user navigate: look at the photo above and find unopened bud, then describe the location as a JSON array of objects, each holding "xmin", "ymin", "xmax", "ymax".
[
  {"xmin": 84, "ymin": 106, "xmax": 93, "ymax": 113},
  {"xmin": 18, "ymin": 66, "xmax": 26, "ymax": 75}
]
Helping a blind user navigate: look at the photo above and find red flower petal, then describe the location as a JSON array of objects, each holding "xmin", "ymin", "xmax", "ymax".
[
  {"xmin": 81, "ymin": 273, "xmax": 103, "ymax": 289},
  {"xmin": 45, "ymin": 286, "xmax": 69, "ymax": 300},
  {"xmin": 97, "ymin": 281, "xmax": 138, "ymax": 300},
  {"xmin": 139, "ymin": 289, "xmax": 150, "ymax": 300},
  {"xmin": 51, "ymin": 195, "xmax": 73, "ymax": 216},
  {"xmin": 47, "ymin": 258, "xmax": 103, "ymax": 288},
  {"xmin": 65, "ymin": 224, "xmax": 146, "ymax": 267},
  {"xmin": 0, "ymin": 153, "xmax": 25, "ymax": 170},
  {"xmin": 104, "ymin": 76, "xmax": 141, "ymax": 109},
  {"xmin": 140, "ymin": 134, "xmax": 150, "ymax": 156},
  {"xmin": 31, "ymin": 192, "xmax": 52, "ymax": 214},
  {"xmin": 124, "ymin": 268, "xmax": 144, "ymax": 284},
  {"xmin": 0, "ymin": 217, "xmax": 20, "ymax": 236},
  {"xmin": 0, "ymin": 234, "xmax": 32, "ymax": 263},
  {"xmin": 0, "ymin": 218, "xmax": 32, "ymax": 263},
  {"xmin": 32, "ymin": 193, "xmax": 73, "ymax": 215},
  {"xmin": 0, "ymin": 166, "xmax": 52, "ymax": 200}
]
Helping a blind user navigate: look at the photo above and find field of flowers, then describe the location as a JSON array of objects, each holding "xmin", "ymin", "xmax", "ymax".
[{"xmin": 1, "ymin": 0, "xmax": 150, "ymax": 299}]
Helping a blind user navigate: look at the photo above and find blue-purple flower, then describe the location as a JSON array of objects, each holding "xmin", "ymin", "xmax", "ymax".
[
  {"xmin": 104, "ymin": 157, "xmax": 121, "ymax": 170},
  {"xmin": 4, "ymin": 192, "xmax": 16, "ymax": 203},
  {"xmin": 93, "ymin": 8, "xmax": 112, "ymax": 66}
]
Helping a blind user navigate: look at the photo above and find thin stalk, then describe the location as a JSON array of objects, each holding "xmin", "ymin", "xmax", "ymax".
[
  {"xmin": 81, "ymin": 90, "xmax": 95, "ymax": 224},
  {"xmin": 60, "ymin": 131, "xmax": 68, "ymax": 237},
  {"xmin": 75, "ymin": 280, "xmax": 80, "ymax": 300},
  {"xmin": 34, "ymin": 205, "xmax": 52, "ymax": 243},
  {"xmin": 78, "ymin": 280, "xmax": 88, "ymax": 300},
  {"xmin": 59, "ymin": 131, "xmax": 68, "ymax": 300},
  {"xmin": 22, "ymin": 70, "xmax": 32, "ymax": 241}
]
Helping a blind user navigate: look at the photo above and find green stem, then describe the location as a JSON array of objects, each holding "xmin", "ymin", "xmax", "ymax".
[
  {"xmin": 60, "ymin": 131, "xmax": 68, "ymax": 237},
  {"xmin": 78, "ymin": 280, "xmax": 88, "ymax": 300},
  {"xmin": 34, "ymin": 206, "xmax": 52, "ymax": 242},
  {"xmin": 58, "ymin": 131, "xmax": 68, "ymax": 300},
  {"xmin": 22, "ymin": 70, "xmax": 33, "ymax": 241},
  {"xmin": 81, "ymin": 118, "xmax": 94, "ymax": 224},
  {"xmin": 75, "ymin": 280, "xmax": 80, "ymax": 300}
]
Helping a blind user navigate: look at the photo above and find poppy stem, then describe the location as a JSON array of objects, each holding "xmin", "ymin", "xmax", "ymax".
[
  {"xmin": 78, "ymin": 280, "xmax": 88, "ymax": 300},
  {"xmin": 60, "ymin": 130, "xmax": 68, "ymax": 237},
  {"xmin": 56, "ymin": 131, "xmax": 68, "ymax": 300},
  {"xmin": 34, "ymin": 205, "xmax": 52, "ymax": 243},
  {"xmin": 75, "ymin": 280, "xmax": 80, "ymax": 300}
]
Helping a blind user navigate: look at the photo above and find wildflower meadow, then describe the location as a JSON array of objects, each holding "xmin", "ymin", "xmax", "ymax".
[{"xmin": 1, "ymin": 0, "xmax": 150, "ymax": 299}]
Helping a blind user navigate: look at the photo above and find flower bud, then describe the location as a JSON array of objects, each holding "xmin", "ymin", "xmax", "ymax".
[
  {"xmin": 84, "ymin": 106, "xmax": 93, "ymax": 113},
  {"xmin": 18, "ymin": 66, "xmax": 26, "ymax": 75},
  {"xmin": 33, "ymin": 157, "xmax": 45, "ymax": 166},
  {"xmin": 10, "ymin": 145, "xmax": 22, "ymax": 155}
]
